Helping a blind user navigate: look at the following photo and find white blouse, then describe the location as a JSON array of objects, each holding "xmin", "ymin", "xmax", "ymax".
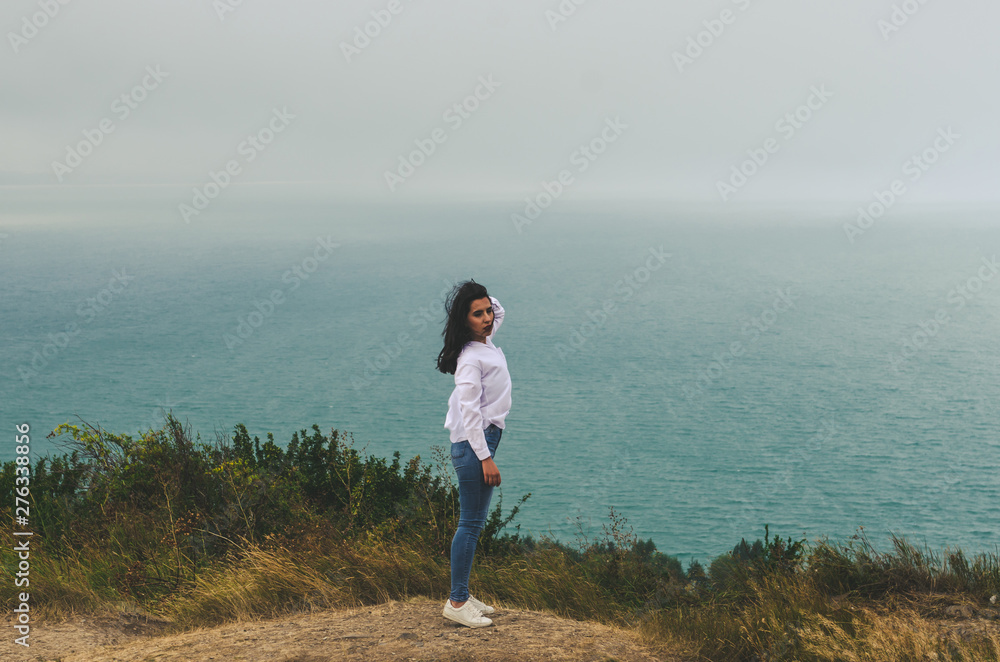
[{"xmin": 444, "ymin": 296, "xmax": 512, "ymax": 460}]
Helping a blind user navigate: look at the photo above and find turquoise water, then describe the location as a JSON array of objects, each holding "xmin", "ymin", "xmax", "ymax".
[{"xmin": 3, "ymin": 203, "xmax": 999, "ymax": 563}]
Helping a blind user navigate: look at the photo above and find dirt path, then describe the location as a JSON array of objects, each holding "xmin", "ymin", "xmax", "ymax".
[{"xmin": 2, "ymin": 598, "xmax": 683, "ymax": 662}]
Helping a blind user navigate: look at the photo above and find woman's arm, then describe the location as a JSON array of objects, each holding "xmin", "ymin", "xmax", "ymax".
[
  {"xmin": 454, "ymin": 360, "xmax": 491, "ymax": 461},
  {"xmin": 454, "ymin": 358, "xmax": 501, "ymax": 485},
  {"xmin": 488, "ymin": 296, "xmax": 504, "ymax": 337}
]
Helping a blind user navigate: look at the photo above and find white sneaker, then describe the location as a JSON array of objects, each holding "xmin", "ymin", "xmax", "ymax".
[
  {"xmin": 467, "ymin": 595, "xmax": 495, "ymax": 614},
  {"xmin": 443, "ymin": 599, "xmax": 493, "ymax": 628}
]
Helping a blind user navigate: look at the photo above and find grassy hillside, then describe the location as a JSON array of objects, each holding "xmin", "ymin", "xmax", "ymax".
[{"xmin": 3, "ymin": 415, "xmax": 999, "ymax": 661}]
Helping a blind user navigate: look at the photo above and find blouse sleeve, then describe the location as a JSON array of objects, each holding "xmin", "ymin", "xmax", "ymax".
[
  {"xmin": 487, "ymin": 296, "xmax": 504, "ymax": 338},
  {"xmin": 454, "ymin": 358, "xmax": 490, "ymax": 460}
]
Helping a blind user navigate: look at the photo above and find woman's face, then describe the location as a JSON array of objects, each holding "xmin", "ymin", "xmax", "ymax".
[{"xmin": 466, "ymin": 296, "xmax": 494, "ymax": 342}]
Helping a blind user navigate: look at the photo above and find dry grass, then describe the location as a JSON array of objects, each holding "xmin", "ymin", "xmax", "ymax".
[
  {"xmin": 162, "ymin": 538, "xmax": 446, "ymax": 628},
  {"xmin": 797, "ymin": 606, "xmax": 1000, "ymax": 661}
]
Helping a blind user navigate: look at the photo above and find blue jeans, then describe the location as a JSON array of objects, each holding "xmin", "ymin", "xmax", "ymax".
[{"xmin": 449, "ymin": 424, "xmax": 502, "ymax": 603}]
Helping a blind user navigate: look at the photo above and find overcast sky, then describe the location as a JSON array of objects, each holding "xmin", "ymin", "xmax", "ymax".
[{"xmin": 2, "ymin": 0, "xmax": 998, "ymax": 210}]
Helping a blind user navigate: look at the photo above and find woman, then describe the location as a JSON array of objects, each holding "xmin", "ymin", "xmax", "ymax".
[{"xmin": 437, "ymin": 280, "xmax": 511, "ymax": 628}]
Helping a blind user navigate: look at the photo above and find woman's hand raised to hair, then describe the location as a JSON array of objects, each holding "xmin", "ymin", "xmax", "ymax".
[{"xmin": 481, "ymin": 457, "xmax": 501, "ymax": 486}]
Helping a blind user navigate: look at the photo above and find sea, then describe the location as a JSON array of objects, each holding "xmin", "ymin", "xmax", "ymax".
[{"xmin": 3, "ymin": 200, "xmax": 998, "ymax": 565}]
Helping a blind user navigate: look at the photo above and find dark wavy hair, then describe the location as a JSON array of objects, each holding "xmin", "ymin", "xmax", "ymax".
[{"xmin": 436, "ymin": 280, "xmax": 490, "ymax": 375}]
